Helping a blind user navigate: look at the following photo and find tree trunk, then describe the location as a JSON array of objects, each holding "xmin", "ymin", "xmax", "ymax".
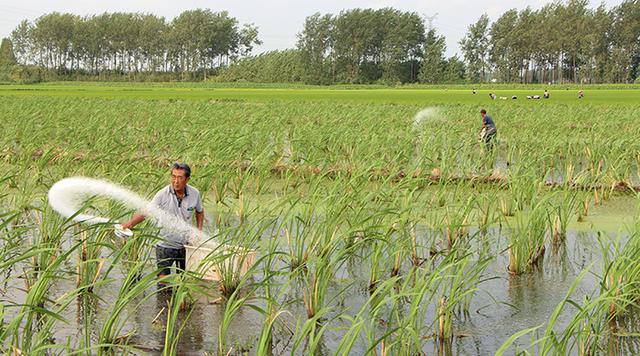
[{"xmin": 573, "ymin": 55, "xmax": 577, "ymax": 84}]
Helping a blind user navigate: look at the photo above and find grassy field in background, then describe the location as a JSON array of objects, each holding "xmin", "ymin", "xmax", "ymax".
[{"xmin": 1, "ymin": 82, "xmax": 639, "ymax": 105}]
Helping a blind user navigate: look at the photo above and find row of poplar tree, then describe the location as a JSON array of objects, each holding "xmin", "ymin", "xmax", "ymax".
[
  {"xmin": 292, "ymin": 0, "xmax": 639, "ymax": 84},
  {"xmin": 8, "ymin": 10, "xmax": 260, "ymax": 78},
  {"xmin": 459, "ymin": 0, "xmax": 639, "ymax": 84},
  {"xmin": 3, "ymin": 0, "xmax": 639, "ymax": 84}
]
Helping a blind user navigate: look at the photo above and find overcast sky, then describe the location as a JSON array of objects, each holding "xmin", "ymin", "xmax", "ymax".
[{"xmin": 0, "ymin": 0, "xmax": 627, "ymax": 57}]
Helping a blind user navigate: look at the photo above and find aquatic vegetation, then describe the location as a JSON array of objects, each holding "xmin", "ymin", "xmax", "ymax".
[
  {"xmin": 506, "ymin": 199, "xmax": 549, "ymax": 275},
  {"xmin": 1, "ymin": 85, "xmax": 639, "ymax": 354}
]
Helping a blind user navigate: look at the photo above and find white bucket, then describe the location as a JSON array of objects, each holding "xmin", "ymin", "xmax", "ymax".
[{"xmin": 185, "ymin": 243, "xmax": 256, "ymax": 281}]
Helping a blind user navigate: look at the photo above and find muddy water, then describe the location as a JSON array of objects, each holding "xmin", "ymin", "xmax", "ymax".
[
  {"xmin": 454, "ymin": 230, "xmax": 600, "ymax": 354},
  {"xmin": 2, "ymin": 221, "xmax": 639, "ymax": 354}
]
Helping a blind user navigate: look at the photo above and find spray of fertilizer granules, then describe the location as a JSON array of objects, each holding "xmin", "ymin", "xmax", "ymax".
[
  {"xmin": 48, "ymin": 177, "xmax": 211, "ymax": 246},
  {"xmin": 412, "ymin": 107, "xmax": 439, "ymax": 130},
  {"xmin": 411, "ymin": 107, "xmax": 439, "ymax": 163}
]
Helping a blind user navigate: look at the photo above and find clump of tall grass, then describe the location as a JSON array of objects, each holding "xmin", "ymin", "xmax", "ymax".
[
  {"xmin": 333, "ymin": 247, "xmax": 491, "ymax": 355},
  {"xmin": 507, "ymin": 199, "xmax": 548, "ymax": 275},
  {"xmin": 442, "ymin": 196, "xmax": 474, "ymax": 249},
  {"xmin": 475, "ymin": 193, "xmax": 497, "ymax": 234},
  {"xmin": 187, "ymin": 219, "xmax": 263, "ymax": 299},
  {"xmin": 282, "ymin": 202, "xmax": 318, "ymax": 272},
  {"xmin": 435, "ymin": 253, "xmax": 490, "ymax": 345},
  {"xmin": 597, "ymin": 232, "xmax": 640, "ymax": 318},
  {"xmin": 1, "ymin": 239, "xmax": 83, "ymax": 353},
  {"xmin": 548, "ymin": 191, "xmax": 579, "ymax": 244},
  {"xmin": 97, "ymin": 260, "xmax": 159, "ymax": 353}
]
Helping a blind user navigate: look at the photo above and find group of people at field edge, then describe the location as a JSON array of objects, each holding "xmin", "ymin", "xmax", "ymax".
[
  {"xmin": 481, "ymin": 89, "xmax": 586, "ymax": 100},
  {"xmin": 484, "ymin": 89, "xmax": 551, "ymax": 100}
]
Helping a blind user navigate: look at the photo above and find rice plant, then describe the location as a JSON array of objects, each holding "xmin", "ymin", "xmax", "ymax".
[
  {"xmin": 506, "ymin": 198, "xmax": 549, "ymax": 275},
  {"xmin": 2, "ymin": 86, "xmax": 640, "ymax": 354}
]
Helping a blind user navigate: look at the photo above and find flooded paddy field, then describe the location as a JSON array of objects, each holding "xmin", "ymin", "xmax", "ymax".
[
  {"xmin": 2, "ymin": 85, "xmax": 640, "ymax": 354},
  {"xmin": 3, "ymin": 215, "xmax": 638, "ymax": 354}
]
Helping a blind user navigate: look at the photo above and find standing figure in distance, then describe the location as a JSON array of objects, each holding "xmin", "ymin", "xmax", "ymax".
[{"xmin": 479, "ymin": 109, "xmax": 497, "ymax": 152}]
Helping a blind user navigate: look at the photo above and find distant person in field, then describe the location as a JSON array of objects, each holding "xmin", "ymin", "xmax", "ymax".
[
  {"xmin": 489, "ymin": 93, "xmax": 496, "ymax": 100},
  {"xmin": 121, "ymin": 163, "xmax": 204, "ymax": 277},
  {"xmin": 472, "ymin": 88, "xmax": 477, "ymax": 94},
  {"xmin": 479, "ymin": 109, "xmax": 497, "ymax": 151},
  {"xmin": 543, "ymin": 89, "xmax": 550, "ymax": 99},
  {"xmin": 578, "ymin": 90, "xmax": 584, "ymax": 99}
]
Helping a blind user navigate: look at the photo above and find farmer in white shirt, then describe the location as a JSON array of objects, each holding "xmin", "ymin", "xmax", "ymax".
[{"xmin": 122, "ymin": 163, "xmax": 204, "ymax": 277}]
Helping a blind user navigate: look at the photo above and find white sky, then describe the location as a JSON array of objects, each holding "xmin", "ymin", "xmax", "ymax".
[{"xmin": 0, "ymin": 0, "xmax": 627, "ymax": 57}]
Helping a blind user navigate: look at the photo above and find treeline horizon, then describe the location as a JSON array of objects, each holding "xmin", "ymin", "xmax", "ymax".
[
  {"xmin": 2, "ymin": 9, "xmax": 261, "ymax": 82},
  {"xmin": 1, "ymin": 0, "xmax": 638, "ymax": 84}
]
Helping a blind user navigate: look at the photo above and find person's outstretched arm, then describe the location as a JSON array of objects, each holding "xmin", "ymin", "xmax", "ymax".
[
  {"xmin": 121, "ymin": 213, "xmax": 145, "ymax": 230},
  {"xmin": 195, "ymin": 210, "xmax": 204, "ymax": 231}
]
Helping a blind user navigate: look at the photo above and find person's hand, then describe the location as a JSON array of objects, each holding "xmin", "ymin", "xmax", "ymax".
[{"xmin": 189, "ymin": 230, "xmax": 203, "ymax": 245}]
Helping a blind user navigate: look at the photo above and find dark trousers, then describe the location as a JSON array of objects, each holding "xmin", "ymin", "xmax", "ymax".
[
  {"xmin": 483, "ymin": 132, "xmax": 496, "ymax": 151},
  {"xmin": 156, "ymin": 246, "xmax": 186, "ymax": 276}
]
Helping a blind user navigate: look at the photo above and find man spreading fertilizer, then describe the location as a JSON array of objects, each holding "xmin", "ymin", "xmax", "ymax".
[
  {"xmin": 121, "ymin": 163, "xmax": 204, "ymax": 277},
  {"xmin": 479, "ymin": 109, "xmax": 497, "ymax": 151}
]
